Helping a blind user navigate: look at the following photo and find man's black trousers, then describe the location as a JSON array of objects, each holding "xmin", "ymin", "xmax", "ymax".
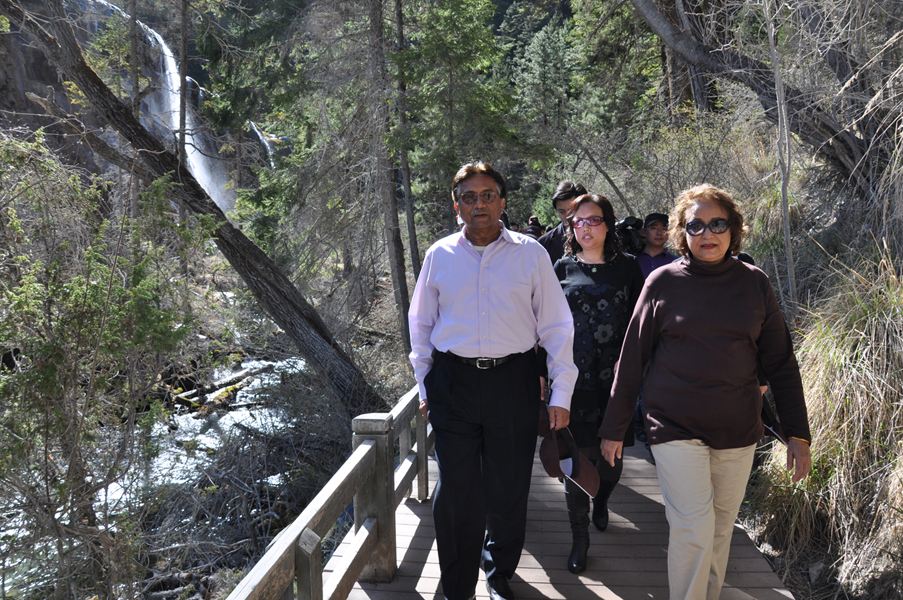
[{"xmin": 424, "ymin": 350, "xmax": 540, "ymax": 600}]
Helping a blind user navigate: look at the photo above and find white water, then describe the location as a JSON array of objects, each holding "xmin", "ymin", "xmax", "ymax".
[
  {"xmin": 77, "ymin": 0, "xmax": 236, "ymax": 212},
  {"xmin": 144, "ymin": 29, "xmax": 236, "ymax": 213},
  {"xmin": 248, "ymin": 121, "xmax": 277, "ymax": 169}
]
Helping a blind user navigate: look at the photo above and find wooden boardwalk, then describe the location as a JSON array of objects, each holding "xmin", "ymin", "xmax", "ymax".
[{"xmin": 326, "ymin": 444, "xmax": 793, "ymax": 600}]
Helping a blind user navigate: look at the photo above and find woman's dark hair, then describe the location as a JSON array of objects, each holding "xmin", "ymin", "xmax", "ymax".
[
  {"xmin": 564, "ymin": 194, "xmax": 620, "ymax": 260},
  {"xmin": 551, "ymin": 180, "xmax": 587, "ymax": 209},
  {"xmin": 668, "ymin": 184, "xmax": 748, "ymax": 257}
]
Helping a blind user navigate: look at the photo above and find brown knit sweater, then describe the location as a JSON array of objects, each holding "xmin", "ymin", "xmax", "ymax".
[{"xmin": 599, "ymin": 255, "xmax": 811, "ymax": 449}]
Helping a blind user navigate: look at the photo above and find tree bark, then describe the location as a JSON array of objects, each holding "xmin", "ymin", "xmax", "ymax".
[
  {"xmin": 128, "ymin": 0, "xmax": 139, "ymax": 221},
  {"xmin": 765, "ymin": 0, "xmax": 798, "ymax": 320},
  {"xmin": 2, "ymin": 0, "xmax": 385, "ymax": 415},
  {"xmin": 394, "ymin": 0, "xmax": 421, "ymax": 279},
  {"xmin": 178, "ymin": 0, "xmax": 190, "ymax": 295},
  {"xmin": 370, "ymin": 0, "xmax": 411, "ymax": 352}
]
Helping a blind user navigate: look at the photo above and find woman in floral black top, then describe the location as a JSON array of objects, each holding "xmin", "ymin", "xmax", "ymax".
[{"xmin": 553, "ymin": 194, "xmax": 644, "ymax": 574}]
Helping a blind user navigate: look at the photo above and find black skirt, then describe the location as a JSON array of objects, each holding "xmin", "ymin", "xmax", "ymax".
[{"xmin": 568, "ymin": 388, "xmax": 635, "ymax": 460}]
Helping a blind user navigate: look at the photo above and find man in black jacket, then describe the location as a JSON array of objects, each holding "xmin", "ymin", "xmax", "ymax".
[{"xmin": 538, "ymin": 181, "xmax": 587, "ymax": 263}]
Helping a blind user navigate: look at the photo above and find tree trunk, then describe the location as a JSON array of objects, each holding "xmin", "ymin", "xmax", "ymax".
[
  {"xmin": 128, "ymin": 0, "xmax": 139, "ymax": 222},
  {"xmin": 394, "ymin": 0, "xmax": 421, "ymax": 279},
  {"xmin": 370, "ymin": 0, "xmax": 411, "ymax": 352},
  {"xmin": 765, "ymin": 0, "xmax": 798, "ymax": 320},
  {"xmin": 178, "ymin": 0, "xmax": 190, "ymax": 298},
  {"xmin": 1, "ymin": 0, "xmax": 386, "ymax": 415}
]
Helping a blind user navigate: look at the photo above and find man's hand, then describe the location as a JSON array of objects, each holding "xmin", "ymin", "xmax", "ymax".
[
  {"xmin": 787, "ymin": 438, "xmax": 811, "ymax": 483},
  {"xmin": 419, "ymin": 398, "xmax": 429, "ymax": 424},
  {"xmin": 549, "ymin": 406, "xmax": 569, "ymax": 430},
  {"xmin": 601, "ymin": 439, "xmax": 623, "ymax": 467},
  {"xmin": 539, "ymin": 376, "xmax": 547, "ymax": 401}
]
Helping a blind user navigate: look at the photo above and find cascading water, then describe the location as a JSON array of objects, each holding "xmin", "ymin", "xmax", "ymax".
[
  {"xmin": 248, "ymin": 121, "xmax": 277, "ymax": 169},
  {"xmin": 143, "ymin": 30, "xmax": 236, "ymax": 213},
  {"xmin": 74, "ymin": 0, "xmax": 235, "ymax": 213}
]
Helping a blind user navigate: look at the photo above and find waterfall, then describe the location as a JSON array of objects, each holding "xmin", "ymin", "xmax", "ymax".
[
  {"xmin": 75, "ymin": 0, "xmax": 236, "ymax": 213},
  {"xmin": 144, "ymin": 30, "xmax": 236, "ymax": 213},
  {"xmin": 248, "ymin": 121, "xmax": 277, "ymax": 169}
]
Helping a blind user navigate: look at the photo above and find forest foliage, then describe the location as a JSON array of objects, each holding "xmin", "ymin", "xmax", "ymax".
[{"xmin": 1, "ymin": 0, "xmax": 903, "ymax": 598}]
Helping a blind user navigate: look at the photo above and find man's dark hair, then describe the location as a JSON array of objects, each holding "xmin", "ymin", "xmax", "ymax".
[
  {"xmin": 551, "ymin": 180, "xmax": 587, "ymax": 210},
  {"xmin": 451, "ymin": 161, "xmax": 507, "ymax": 203}
]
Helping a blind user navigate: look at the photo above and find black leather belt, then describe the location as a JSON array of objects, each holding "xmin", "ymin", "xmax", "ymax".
[{"xmin": 445, "ymin": 351, "xmax": 511, "ymax": 370}]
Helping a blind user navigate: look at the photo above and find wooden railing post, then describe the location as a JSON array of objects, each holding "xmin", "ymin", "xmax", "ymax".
[
  {"xmin": 415, "ymin": 397, "xmax": 429, "ymax": 502},
  {"xmin": 295, "ymin": 527, "xmax": 323, "ymax": 600},
  {"xmin": 398, "ymin": 416, "xmax": 413, "ymax": 501},
  {"xmin": 351, "ymin": 413, "xmax": 396, "ymax": 582}
]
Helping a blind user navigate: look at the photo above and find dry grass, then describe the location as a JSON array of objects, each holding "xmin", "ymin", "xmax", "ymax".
[{"xmin": 748, "ymin": 239, "xmax": 903, "ymax": 598}]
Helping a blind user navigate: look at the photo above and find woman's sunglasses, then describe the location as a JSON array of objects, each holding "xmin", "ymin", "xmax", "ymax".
[{"xmin": 686, "ymin": 218, "xmax": 730, "ymax": 236}]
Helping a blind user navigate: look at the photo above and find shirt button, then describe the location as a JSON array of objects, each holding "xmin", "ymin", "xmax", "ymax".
[
  {"xmin": 482, "ymin": 336, "xmax": 486, "ymax": 339},
  {"xmin": 481, "ymin": 312, "xmax": 485, "ymax": 315}
]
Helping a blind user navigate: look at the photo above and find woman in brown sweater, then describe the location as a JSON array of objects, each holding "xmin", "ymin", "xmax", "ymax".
[{"xmin": 599, "ymin": 184, "xmax": 811, "ymax": 600}]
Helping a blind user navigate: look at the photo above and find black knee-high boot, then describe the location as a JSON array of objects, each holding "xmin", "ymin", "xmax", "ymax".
[
  {"xmin": 564, "ymin": 479, "xmax": 590, "ymax": 573},
  {"xmin": 592, "ymin": 479, "xmax": 617, "ymax": 531},
  {"xmin": 593, "ymin": 453, "xmax": 623, "ymax": 532}
]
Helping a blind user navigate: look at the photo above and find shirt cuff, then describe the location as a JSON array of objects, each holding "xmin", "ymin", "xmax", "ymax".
[{"xmin": 548, "ymin": 389, "xmax": 572, "ymax": 412}]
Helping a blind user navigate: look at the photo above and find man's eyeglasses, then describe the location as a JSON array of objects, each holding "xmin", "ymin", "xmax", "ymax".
[
  {"xmin": 459, "ymin": 191, "xmax": 499, "ymax": 205},
  {"xmin": 685, "ymin": 218, "xmax": 730, "ymax": 236},
  {"xmin": 572, "ymin": 216, "xmax": 604, "ymax": 229}
]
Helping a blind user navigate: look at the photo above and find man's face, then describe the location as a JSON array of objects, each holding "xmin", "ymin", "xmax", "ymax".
[
  {"xmin": 644, "ymin": 221, "xmax": 668, "ymax": 248},
  {"xmin": 554, "ymin": 199, "xmax": 572, "ymax": 225},
  {"xmin": 455, "ymin": 174, "xmax": 506, "ymax": 235}
]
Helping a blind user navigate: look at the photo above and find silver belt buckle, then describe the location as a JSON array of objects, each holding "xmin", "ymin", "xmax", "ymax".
[{"xmin": 475, "ymin": 357, "xmax": 495, "ymax": 369}]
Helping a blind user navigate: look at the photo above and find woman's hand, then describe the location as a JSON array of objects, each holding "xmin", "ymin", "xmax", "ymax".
[
  {"xmin": 601, "ymin": 439, "xmax": 623, "ymax": 467},
  {"xmin": 419, "ymin": 398, "xmax": 429, "ymax": 424},
  {"xmin": 549, "ymin": 406, "xmax": 569, "ymax": 430},
  {"xmin": 787, "ymin": 438, "xmax": 811, "ymax": 483}
]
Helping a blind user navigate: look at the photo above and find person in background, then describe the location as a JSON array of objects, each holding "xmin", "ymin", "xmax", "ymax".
[
  {"xmin": 633, "ymin": 212, "xmax": 678, "ymax": 459},
  {"xmin": 526, "ymin": 214, "xmax": 545, "ymax": 235},
  {"xmin": 409, "ymin": 161, "xmax": 578, "ymax": 600},
  {"xmin": 521, "ymin": 224, "xmax": 543, "ymax": 239},
  {"xmin": 637, "ymin": 212, "xmax": 677, "ymax": 277},
  {"xmin": 539, "ymin": 181, "xmax": 588, "ymax": 263},
  {"xmin": 599, "ymin": 183, "xmax": 811, "ymax": 600},
  {"xmin": 553, "ymin": 194, "xmax": 644, "ymax": 574}
]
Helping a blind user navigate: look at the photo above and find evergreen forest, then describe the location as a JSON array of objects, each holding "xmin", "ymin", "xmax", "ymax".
[{"xmin": 1, "ymin": 0, "xmax": 902, "ymax": 598}]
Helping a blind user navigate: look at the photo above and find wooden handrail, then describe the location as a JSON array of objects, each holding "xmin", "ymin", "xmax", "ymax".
[{"xmin": 225, "ymin": 385, "xmax": 433, "ymax": 600}]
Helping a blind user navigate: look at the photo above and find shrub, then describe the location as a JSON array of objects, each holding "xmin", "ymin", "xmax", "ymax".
[{"xmin": 751, "ymin": 239, "xmax": 903, "ymax": 597}]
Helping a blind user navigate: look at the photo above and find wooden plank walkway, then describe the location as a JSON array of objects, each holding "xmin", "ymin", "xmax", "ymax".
[{"xmin": 326, "ymin": 444, "xmax": 793, "ymax": 600}]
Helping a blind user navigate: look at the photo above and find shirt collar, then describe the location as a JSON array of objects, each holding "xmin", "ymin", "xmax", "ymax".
[{"xmin": 457, "ymin": 222, "xmax": 512, "ymax": 248}]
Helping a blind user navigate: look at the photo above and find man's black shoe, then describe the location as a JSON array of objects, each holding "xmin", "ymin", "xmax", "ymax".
[{"xmin": 486, "ymin": 575, "xmax": 515, "ymax": 600}]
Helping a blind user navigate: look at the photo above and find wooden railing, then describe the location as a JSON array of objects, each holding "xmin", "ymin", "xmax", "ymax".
[{"xmin": 225, "ymin": 386, "xmax": 433, "ymax": 600}]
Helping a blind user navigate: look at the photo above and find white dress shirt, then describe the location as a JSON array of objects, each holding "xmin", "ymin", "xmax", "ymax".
[{"xmin": 409, "ymin": 225, "xmax": 578, "ymax": 410}]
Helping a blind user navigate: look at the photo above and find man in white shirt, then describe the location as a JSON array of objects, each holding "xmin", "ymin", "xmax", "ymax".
[{"xmin": 409, "ymin": 162, "xmax": 578, "ymax": 600}]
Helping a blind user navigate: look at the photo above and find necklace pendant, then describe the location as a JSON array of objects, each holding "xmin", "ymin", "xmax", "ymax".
[{"xmin": 591, "ymin": 267, "xmax": 597, "ymax": 273}]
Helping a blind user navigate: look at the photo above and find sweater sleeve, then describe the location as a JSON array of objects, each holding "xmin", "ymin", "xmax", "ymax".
[
  {"xmin": 756, "ymin": 277, "xmax": 812, "ymax": 443},
  {"xmin": 598, "ymin": 280, "xmax": 659, "ymax": 441}
]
